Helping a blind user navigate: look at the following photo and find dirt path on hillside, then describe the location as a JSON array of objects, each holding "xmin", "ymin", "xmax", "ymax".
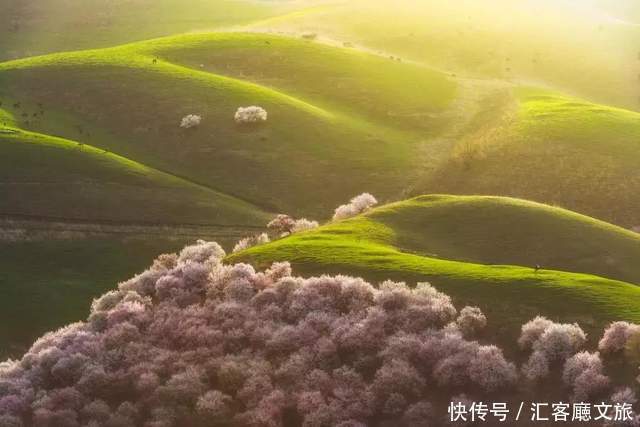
[
  {"xmin": 402, "ymin": 78, "xmax": 517, "ymax": 198},
  {"xmin": 0, "ymin": 215, "xmax": 263, "ymax": 242}
]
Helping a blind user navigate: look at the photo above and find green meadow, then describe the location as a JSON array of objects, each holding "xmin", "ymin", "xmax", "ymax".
[
  {"xmin": 0, "ymin": 0, "xmax": 299, "ymax": 61},
  {"xmin": 1, "ymin": 0, "xmax": 639, "ymax": 362},
  {"xmin": 1, "ymin": 31, "xmax": 639, "ymax": 224},
  {"xmin": 249, "ymin": 0, "xmax": 640, "ymax": 110},
  {"xmin": 230, "ymin": 196, "xmax": 640, "ymax": 347},
  {"xmin": 0, "ymin": 123, "xmax": 268, "ymax": 225},
  {"xmin": 419, "ymin": 89, "xmax": 640, "ymax": 227}
]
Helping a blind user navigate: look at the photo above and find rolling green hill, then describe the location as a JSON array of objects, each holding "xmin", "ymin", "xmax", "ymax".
[
  {"xmin": 421, "ymin": 88, "xmax": 640, "ymax": 228},
  {"xmin": 0, "ymin": 104, "xmax": 272, "ymax": 360},
  {"xmin": 1, "ymin": 0, "xmax": 638, "ymax": 385},
  {"xmin": 2, "ymin": 26, "xmax": 639, "ymax": 358},
  {"xmin": 3, "ymin": 32, "xmax": 638, "ymax": 226},
  {"xmin": 230, "ymin": 195, "xmax": 640, "ymax": 345},
  {"xmin": 249, "ymin": 0, "xmax": 640, "ymax": 111},
  {"xmin": 0, "ymin": 117, "xmax": 268, "ymax": 225},
  {"xmin": 361, "ymin": 195, "xmax": 640, "ymax": 285},
  {"xmin": 135, "ymin": 32, "xmax": 456, "ymax": 134},
  {"xmin": 0, "ymin": 33, "xmax": 457, "ymax": 217},
  {"xmin": 6, "ymin": 0, "xmax": 637, "ymax": 112},
  {"xmin": 0, "ymin": 31, "xmax": 459, "ymax": 358},
  {"xmin": 0, "ymin": 0, "xmax": 301, "ymax": 61}
]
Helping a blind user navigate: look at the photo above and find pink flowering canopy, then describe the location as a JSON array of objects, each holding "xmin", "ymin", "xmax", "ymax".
[
  {"xmin": 0, "ymin": 240, "xmax": 521, "ymax": 427},
  {"xmin": 2, "ymin": 240, "xmax": 639, "ymax": 426}
]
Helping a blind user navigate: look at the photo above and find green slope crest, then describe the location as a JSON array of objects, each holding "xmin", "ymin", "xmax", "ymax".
[
  {"xmin": 230, "ymin": 195, "xmax": 640, "ymax": 342},
  {"xmin": 0, "ymin": 117, "xmax": 268, "ymax": 226}
]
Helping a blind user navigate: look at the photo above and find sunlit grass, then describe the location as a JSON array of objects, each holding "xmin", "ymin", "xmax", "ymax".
[
  {"xmin": 248, "ymin": 0, "xmax": 640, "ymax": 110},
  {"xmin": 230, "ymin": 196, "xmax": 640, "ymax": 345},
  {"xmin": 0, "ymin": 0, "xmax": 294, "ymax": 61},
  {"xmin": 0, "ymin": 125, "xmax": 268, "ymax": 225},
  {"xmin": 418, "ymin": 87, "xmax": 640, "ymax": 227},
  {"xmin": 370, "ymin": 195, "xmax": 640, "ymax": 284},
  {"xmin": 515, "ymin": 88, "xmax": 640, "ymax": 152},
  {"xmin": 134, "ymin": 32, "xmax": 457, "ymax": 132},
  {"xmin": 0, "ymin": 32, "xmax": 454, "ymax": 217}
]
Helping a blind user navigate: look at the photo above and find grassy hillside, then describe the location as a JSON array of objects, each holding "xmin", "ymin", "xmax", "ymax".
[
  {"xmin": 2, "ymin": 0, "xmax": 638, "ymax": 390},
  {"xmin": 0, "ymin": 103, "xmax": 271, "ymax": 360},
  {"xmin": 249, "ymin": 0, "xmax": 640, "ymax": 111},
  {"xmin": 0, "ymin": 33, "xmax": 457, "ymax": 217},
  {"xmin": 0, "ymin": 0, "xmax": 299, "ymax": 61},
  {"xmin": 421, "ymin": 89, "xmax": 640, "ymax": 228},
  {"xmin": 136, "ymin": 32, "xmax": 456, "ymax": 134},
  {"xmin": 366, "ymin": 195, "xmax": 640, "ymax": 285},
  {"xmin": 230, "ymin": 195, "xmax": 640, "ymax": 345},
  {"xmin": 1, "ymin": 32, "xmax": 638, "ymax": 224},
  {"xmin": 0, "ymin": 118, "xmax": 268, "ymax": 225}
]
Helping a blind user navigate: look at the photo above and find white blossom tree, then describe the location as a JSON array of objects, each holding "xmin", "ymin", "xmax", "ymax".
[
  {"xmin": 234, "ymin": 106, "xmax": 267, "ymax": 124},
  {"xmin": 180, "ymin": 114, "xmax": 202, "ymax": 128}
]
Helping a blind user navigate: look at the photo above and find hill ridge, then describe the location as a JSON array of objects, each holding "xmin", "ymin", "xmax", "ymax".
[{"xmin": 229, "ymin": 195, "xmax": 640, "ymax": 340}]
